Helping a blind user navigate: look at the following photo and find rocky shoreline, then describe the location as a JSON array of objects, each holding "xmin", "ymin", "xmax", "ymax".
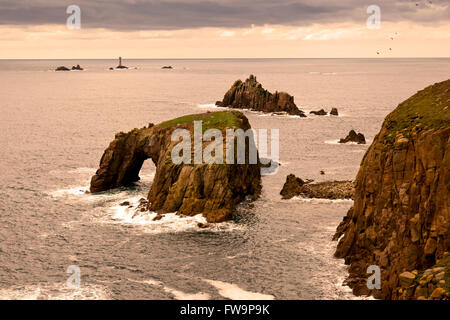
[{"xmin": 89, "ymin": 75, "xmax": 448, "ymax": 300}]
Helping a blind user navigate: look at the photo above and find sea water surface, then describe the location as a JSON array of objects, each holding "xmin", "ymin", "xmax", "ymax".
[{"xmin": 0, "ymin": 58, "xmax": 449, "ymax": 299}]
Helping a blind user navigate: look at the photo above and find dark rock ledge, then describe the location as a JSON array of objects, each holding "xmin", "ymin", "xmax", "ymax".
[{"xmin": 280, "ymin": 174, "xmax": 354, "ymax": 200}]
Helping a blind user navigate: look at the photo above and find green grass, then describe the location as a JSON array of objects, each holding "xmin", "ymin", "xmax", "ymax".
[
  {"xmin": 382, "ymin": 79, "xmax": 450, "ymax": 144},
  {"xmin": 436, "ymin": 253, "xmax": 450, "ymax": 293},
  {"xmin": 159, "ymin": 111, "xmax": 243, "ymax": 132}
]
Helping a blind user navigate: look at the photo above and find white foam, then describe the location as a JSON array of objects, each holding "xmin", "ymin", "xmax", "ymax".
[
  {"xmin": 204, "ymin": 279, "xmax": 275, "ymax": 300},
  {"xmin": 50, "ymin": 186, "xmax": 89, "ymax": 197},
  {"xmin": 105, "ymin": 197, "xmax": 242, "ymax": 234},
  {"xmin": 325, "ymin": 139, "xmax": 372, "ymax": 145},
  {"xmin": 290, "ymin": 197, "xmax": 354, "ymax": 204},
  {"xmin": 0, "ymin": 283, "xmax": 109, "ymax": 300},
  {"xmin": 129, "ymin": 279, "xmax": 210, "ymax": 300},
  {"xmin": 308, "ymin": 71, "xmax": 337, "ymax": 75},
  {"xmin": 197, "ymin": 103, "xmax": 220, "ymax": 109}
]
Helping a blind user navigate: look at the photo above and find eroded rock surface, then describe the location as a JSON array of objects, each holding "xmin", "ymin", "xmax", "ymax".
[
  {"xmin": 91, "ymin": 111, "xmax": 262, "ymax": 223},
  {"xmin": 333, "ymin": 79, "xmax": 450, "ymax": 299},
  {"xmin": 216, "ymin": 75, "xmax": 306, "ymax": 117}
]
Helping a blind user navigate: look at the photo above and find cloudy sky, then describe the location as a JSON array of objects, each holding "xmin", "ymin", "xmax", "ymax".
[{"xmin": 1, "ymin": 0, "xmax": 449, "ymax": 58}]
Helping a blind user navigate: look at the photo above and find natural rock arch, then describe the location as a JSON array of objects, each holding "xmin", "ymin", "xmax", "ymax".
[{"xmin": 90, "ymin": 111, "xmax": 262, "ymax": 222}]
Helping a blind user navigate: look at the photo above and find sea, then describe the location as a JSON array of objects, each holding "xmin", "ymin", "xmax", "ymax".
[{"xmin": 0, "ymin": 58, "xmax": 448, "ymax": 300}]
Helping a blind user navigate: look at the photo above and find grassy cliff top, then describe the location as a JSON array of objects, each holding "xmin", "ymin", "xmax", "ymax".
[
  {"xmin": 159, "ymin": 111, "xmax": 245, "ymax": 132},
  {"xmin": 383, "ymin": 79, "xmax": 450, "ymax": 143}
]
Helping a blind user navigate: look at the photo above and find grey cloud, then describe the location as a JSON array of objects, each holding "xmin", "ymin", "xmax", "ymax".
[{"xmin": 0, "ymin": 0, "xmax": 448, "ymax": 30}]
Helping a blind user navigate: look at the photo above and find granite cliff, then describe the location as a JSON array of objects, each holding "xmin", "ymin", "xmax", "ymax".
[{"xmin": 333, "ymin": 79, "xmax": 450, "ymax": 299}]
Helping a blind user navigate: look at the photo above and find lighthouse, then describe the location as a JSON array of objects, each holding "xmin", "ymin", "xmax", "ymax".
[{"xmin": 116, "ymin": 57, "xmax": 128, "ymax": 69}]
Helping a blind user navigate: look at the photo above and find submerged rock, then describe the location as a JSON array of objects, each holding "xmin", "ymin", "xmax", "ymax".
[
  {"xmin": 280, "ymin": 174, "xmax": 354, "ymax": 200},
  {"xmin": 90, "ymin": 111, "xmax": 262, "ymax": 223},
  {"xmin": 333, "ymin": 79, "xmax": 450, "ymax": 300},
  {"xmin": 55, "ymin": 66, "xmax": 70, "ymax": 71},
  {"xmin": 310, "ymin": 109, "xmax": 327, "ymax": 116},
  {"xmin": 216, "ymin": 75, "xmax": 306, "ymax": 117},
  {"xmin": 339, "ymin": 130, "xmax": 366, "ymax": 144}
]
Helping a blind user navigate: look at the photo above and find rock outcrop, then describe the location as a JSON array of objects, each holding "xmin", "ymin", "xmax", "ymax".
[
  {"xmin": 333, "ymin": 79, "xmax": 450, "ymax": 299},
  {"xmin": 55, "ymin": 66, "xmax": 70, "ymax": 71},
  {"xmin": 280, "ymin": 174, "xmax": 354, "ymax": 200},
  {"xmin": 90, "ymin": 111, "xmax": 262, "ymax": 223},
  {"xmin": 310, "ymin": 109, "xmax": 328, "ymax": 116},
  {"xmin": 71, "ymin": 64, "xmax": 83, "ymax": 71},
  {"xmin": 330, "ymin": 108, "xmax": 339, "ymax": 116},
  {"xmin": 216, "ymin": 75, "xmax": 306, "ymax": 117},
  {"xmin": 339, "ymin": 130, "xmax": 366, "ymax": 144}
]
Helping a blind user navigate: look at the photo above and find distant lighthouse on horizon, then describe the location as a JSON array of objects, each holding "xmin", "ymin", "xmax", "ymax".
[{"xmin": 116, "ymin": 56, "xmax": 128, "ymax": 69}]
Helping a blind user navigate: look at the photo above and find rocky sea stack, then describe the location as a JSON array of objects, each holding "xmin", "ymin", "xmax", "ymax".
[
  {"xmin": 339, "ymin": 130, "xmax": 366, "ymax": 144},
  {"xmin": 90, "ymin": 111, "xmax": 262, "ymax": 223},
  {"xmin": 333, "ymin": 79, "xmax": 450, "ymax": 299},
  {"xmin": 216, "ymin": 75, "xmax": 306, "ymax": 117}
]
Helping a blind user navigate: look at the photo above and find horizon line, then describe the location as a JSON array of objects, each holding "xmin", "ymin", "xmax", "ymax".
[{"xmin": 1, "ymin": 57, "xmax": 449, "ymax": 60}]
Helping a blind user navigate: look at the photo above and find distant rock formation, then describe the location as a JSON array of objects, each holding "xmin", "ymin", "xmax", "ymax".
[
  {"xmin": 333, "ymin": 79, "xmax": 450, "ymax": 300},
  {"xmin": 216, "ymin": 75, "xmax": 306, "ymax": 117},
  {"xmin": 339, "ymin": 130, "xmax": 366, "ymax": 144},
  {"xmin": 330, "ymin": 108, "xmax": 339, "ymax": 116},
  {"xmin": 55, "ymin": 66, "xmax": 70, "ymax": 71},
  {"xmin": 310, "ymin": 109, "xmax": 327, "ymax": 116},
  {"xmin": 90, "ymin": 111, "xmax": 262, "ymax": 223},
  {"xmin": 280, "ymin": 174, "xmax": 354, "ymax": 200},
  {"xmin": 71, "ymin": 64, "xmax": 83, "ymax": 71},
  {"xmin": 162, "ymin": 66, "xmax": 173, "ymax": 69}
]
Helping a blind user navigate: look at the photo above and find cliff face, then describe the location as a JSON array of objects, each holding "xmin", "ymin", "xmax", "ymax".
[
  {"xmin": 334, "ymin": 79, "xmax": 450, "ymax": 299},
  {"xmin": 217, "ymin": 75, "xmax": 306, "ymax": 116},
  {"xmin": 90, "ymin": 111, "xmax": 262, "ymax": 223}
]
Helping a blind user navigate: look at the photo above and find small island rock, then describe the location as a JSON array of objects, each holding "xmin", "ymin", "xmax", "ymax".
[
  {"xmin": 216, "ymin": 75, "xmax": 306, "ymax": 117},
  {"xmin": 339, "ymin": 130, "xmax": 366, "ymax": 144}
]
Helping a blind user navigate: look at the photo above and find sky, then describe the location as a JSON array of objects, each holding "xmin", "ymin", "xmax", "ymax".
[{"xmin": 0, "ymin": 0, "xmax": 449, "ymax": 59}]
